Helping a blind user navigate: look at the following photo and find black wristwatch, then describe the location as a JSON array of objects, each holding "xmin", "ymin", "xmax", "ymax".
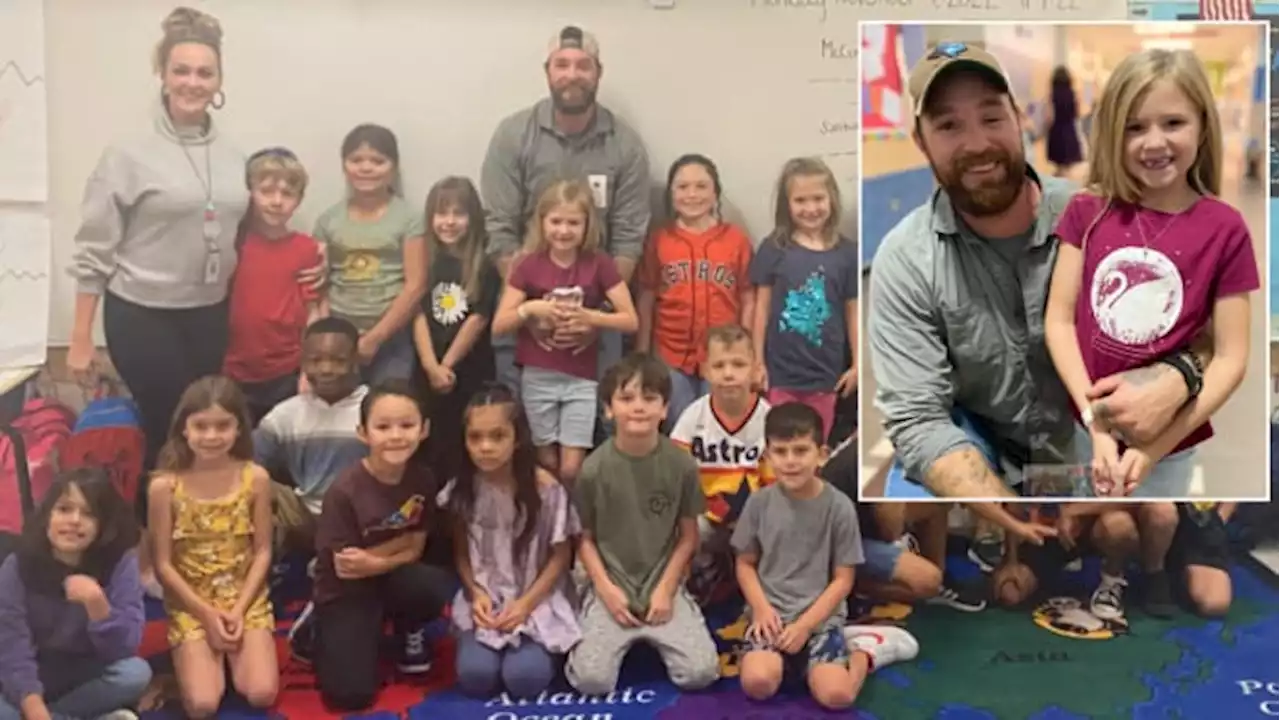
[{"xmin": 1161, "ymin": 350, "xmax": 1204, "ymax": 399}]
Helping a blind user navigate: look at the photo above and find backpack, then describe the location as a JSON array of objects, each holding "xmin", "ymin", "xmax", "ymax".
[
  {"xmin": 61, "ymin": 394, "xmax": 145, "ymax": 508},
  {"xmin": 0, "ymin": 398, "xmax": 76, "ymax": 535}
]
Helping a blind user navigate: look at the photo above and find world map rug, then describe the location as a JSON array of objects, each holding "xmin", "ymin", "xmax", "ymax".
[{"xmin": 135, "ymin": 555, "xmax": 1279, "ymax": 719}]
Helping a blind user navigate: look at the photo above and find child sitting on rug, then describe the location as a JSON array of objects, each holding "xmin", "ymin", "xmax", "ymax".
[
  {"xmin": 992, "ymin": 502, "xmax": 1179, "ymax": 620},
  {"xmin": 733, "ymin": 403, "xmax": 916, "ymax": 710},
  {"xmin": 565, "ymin": 353, "xmax": 720, "ymax": 695},
  {"xmin": 306, "ymin": 380, "xmax": 455, "ymax": 712},
  {"xmin": 439, "ymin": 383, "xmax": 581, "ymax": 699},
  {"xmin": 0, "ymin": 469, "xmax": 151, "ymax": 720},
  {"xmin": 148, "ymin": 377, "xmax": 278, "ymax": 718},
  {"xmin": 255, "ymin": 318, "xmax": 368, "ymax": 552},
  {"xmin": 669, "ymin": 324, "xmax": 773, "ymax": 606},
  {"xmin": 222, "ymin": 147, "xmax": 326, "ymax": 425}
]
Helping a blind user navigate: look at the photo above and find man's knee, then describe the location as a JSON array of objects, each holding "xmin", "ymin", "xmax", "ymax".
[
  {"xmin": 565, "ymin": 651, "xmax": 618, "ymax": 696},
  {"xmin": 665, "ymin": 636, "xmax": 721, "ymax": 691}
]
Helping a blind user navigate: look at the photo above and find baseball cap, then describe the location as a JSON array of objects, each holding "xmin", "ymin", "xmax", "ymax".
[
  {"xmin": 908, "ymin": 41, "xmax": 1012, "ymax": 117},
  {"xmin": 547, "ymin": 25, "xmax": 600, "ymax": 62}
]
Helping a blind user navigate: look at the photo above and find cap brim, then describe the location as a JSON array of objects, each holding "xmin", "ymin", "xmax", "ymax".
[{"xmin": 915, "ymin": 59, "xmax": 1010, "ymax": 116}]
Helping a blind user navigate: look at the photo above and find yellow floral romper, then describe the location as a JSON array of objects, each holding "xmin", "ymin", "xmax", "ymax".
[{"xmin": 165, "ymin": 464, "xmax": 274, "ymax": 647}]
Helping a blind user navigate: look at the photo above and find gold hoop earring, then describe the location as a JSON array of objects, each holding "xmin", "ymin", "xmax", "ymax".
[{"xmin": 211, "ymin": 90, "xmax": 226, "ymax": 110}]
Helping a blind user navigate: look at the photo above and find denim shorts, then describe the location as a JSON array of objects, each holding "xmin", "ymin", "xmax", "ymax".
[
  {"xmin": 859, "ymin": 538, "xmax": 903, "ymax": 583},
  {"xmin": 521, "ymin": 366, "xmax": 598, "ymax": 449},
  {"xmin": 1070, "ymin": 423, "xmax": 1195, "ymax": 499}
]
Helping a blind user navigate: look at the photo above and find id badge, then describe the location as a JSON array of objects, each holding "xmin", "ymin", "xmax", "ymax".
[
  {"xmin": 203, "ymin": 251, "xmax": 222, "ymax": 284},
  {"xmin": 202, "ymin": 217, "xmax": 222, "ymax": 241},
  {"xmin": 587, "ymin": 174, "xmax": 608, "ymax": 209}
]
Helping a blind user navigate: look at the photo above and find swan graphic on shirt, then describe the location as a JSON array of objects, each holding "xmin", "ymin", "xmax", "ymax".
[{"xmin": 1089, "ymin": 246, "xmax": 1183, "ymax": 346}]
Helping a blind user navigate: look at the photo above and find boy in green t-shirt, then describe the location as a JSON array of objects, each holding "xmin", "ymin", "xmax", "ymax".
[{"xmin": 565, "ymin": 353, "xmax": 720, "ymax": 695}]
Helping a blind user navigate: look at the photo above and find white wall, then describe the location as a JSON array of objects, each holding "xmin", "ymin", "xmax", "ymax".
[{"xmin": 40, "ymin": 0, "xmax": 1126, "ymax": 345}]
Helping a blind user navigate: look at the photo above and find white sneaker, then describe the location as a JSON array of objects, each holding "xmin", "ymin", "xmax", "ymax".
[
  {"xmin": 98, "ymin": 711, "xmax": 140, "ymax": 720},
  {"xmin": 843, "ymin": 624, "xmax": 919, "ymax": 671},
  {"xmin": 1090, "ymin": 574, "xmax": 1127, "ymax": 621}
]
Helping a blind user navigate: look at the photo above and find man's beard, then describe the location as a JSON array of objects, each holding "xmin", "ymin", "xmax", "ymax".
[
  {"xmin": 931, "ymin": 148, "xmax": 1027, "ymax": 218},
  {"xmin": 550, "ymin": 82, "xmax": 597, "ymax": 115}
]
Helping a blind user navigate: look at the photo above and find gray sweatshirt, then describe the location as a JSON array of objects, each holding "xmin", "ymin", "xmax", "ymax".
[
  {"xmin": 479, "ymin": 98, "xmax": 651, "ymax": 263},
  {"xmin": 70, "ymin": 99, "xmax": 248, "ymax": 308}
]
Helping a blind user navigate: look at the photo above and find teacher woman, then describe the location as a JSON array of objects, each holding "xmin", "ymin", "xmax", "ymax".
[{"xmin": 66, "ymin": 7, "xmax": 246, "ymax": 497}]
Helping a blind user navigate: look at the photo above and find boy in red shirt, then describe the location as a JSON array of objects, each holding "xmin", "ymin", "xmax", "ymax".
[{"xmin": 224, "ymin": 147, "xmax": 326, "ymax": 424}]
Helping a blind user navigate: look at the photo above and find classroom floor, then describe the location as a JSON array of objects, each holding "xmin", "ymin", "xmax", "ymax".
[
  {"xmin": 860, "ymin": 148, "xmax": 1274, "ymax": 500},
  {"xmin": 131, "ymin": 549, "xmax": 1279, "ymax": 720}
]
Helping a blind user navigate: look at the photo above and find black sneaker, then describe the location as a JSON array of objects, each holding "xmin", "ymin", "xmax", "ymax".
[
  {"xmin": 1142, "ymin": 570, "xmax": 1176, "ymax": 618},
  {"xmin": 1090, "ymin": 575, "xmax": 1127, "ymax": 620},
  {"xmin": 287, "ymin": 601, "xmax": 316, "ymax": 665},
  {"xmin": 397, "ymin": 625, "xmax": 433, "ymax": 675},
  {"xmin": 927, "ymin": 582, "xmax": 987, "ymax": 612},
  {"xmin": 967, "ymin": 536, "xmax": 1004, "ymax": 573}
]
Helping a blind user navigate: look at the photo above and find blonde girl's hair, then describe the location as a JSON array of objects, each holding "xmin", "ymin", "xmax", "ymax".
[
  {"xmin": 770, "ymin": 157, "xmax": 843, "ymax": 248},
  {"xmin": 1086, "ymin": 48, "xmax": 1222, "ymax": 203},
  {"xmin": 156, "ymin": 375, "xmax": 254, "ymax": 473},
  {"xmin": 522, "ymin": 178, "xmax": 603, "ymax": 255},
  {"xmin": 424, "ymin": 176, "xmax": 489, "ymax": 303},
  {"xmin": 153, "ymin": 6, "xmax": 223, "ymax": 75}
]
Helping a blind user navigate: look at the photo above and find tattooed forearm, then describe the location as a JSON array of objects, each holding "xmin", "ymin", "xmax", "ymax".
[{"xmin": 924, "ymin": 448, "xmax": 1017, "ymax": 498}]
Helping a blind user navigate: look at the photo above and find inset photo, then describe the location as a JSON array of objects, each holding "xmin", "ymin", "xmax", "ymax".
[{"xmin": 857, "ymin": 22, "xmax": 1272, "ymax": 501}]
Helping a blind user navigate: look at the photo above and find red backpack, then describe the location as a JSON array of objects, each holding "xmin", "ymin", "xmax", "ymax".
[
  {"xmin": 61, "ymin": 394, "xmax": 145, "ymax": 508},
  {"xmin": 0, "ymin": 398, "xmax": 75, "ymax": 535}
]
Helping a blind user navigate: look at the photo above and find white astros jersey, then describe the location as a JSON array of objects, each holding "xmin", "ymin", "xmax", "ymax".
[{"xmin": 670, "ymin": 394, "xmax": 774, "ymax": 525}]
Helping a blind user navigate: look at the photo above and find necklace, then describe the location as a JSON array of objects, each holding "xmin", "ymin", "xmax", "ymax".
[{"xmin": 1133, "ymin": 206, "xmax": 1178, "ymax": 260}]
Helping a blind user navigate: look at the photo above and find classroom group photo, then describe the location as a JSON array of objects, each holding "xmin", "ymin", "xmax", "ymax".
[{"xmin": 0, "ymin": 3, "xmax": 1276, "ymax": 720}]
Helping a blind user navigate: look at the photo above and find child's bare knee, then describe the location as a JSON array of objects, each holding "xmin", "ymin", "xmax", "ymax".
[
  {"xmin": 808, "ymin": 665, "xmax": 856, "ymax": 709},
  {"xmin": 739, "ymin": 653, "xmax": 782, "ymax": 700}
]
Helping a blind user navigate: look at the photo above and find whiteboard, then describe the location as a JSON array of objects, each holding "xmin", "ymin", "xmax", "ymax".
[
  {"xmin": 0, "ymin": 0, "xmax": 48, "ymax": 203},
  {"xmin": 43, "ymin": 0, "xmax": 1127, "ymax": 345},
  {"xmin": 0, "ymin": 208, "xmax": 51, "ymax": 367}
]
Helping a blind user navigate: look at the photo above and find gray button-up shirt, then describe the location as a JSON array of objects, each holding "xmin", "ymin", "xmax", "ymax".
[{"xmin": 869, "ymin": 169, "xmax": 1079, "ymax": 484}]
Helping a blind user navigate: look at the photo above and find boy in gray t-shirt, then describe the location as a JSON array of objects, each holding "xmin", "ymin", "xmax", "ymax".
[{"xmin": 732, "ymin": 403, "xmax": 916, "ymax": 710}]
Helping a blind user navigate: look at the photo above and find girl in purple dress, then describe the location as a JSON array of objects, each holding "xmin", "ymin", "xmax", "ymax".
[{"xmin": 438, "ymin": 383, "xmax": 581, "ymax": 699}]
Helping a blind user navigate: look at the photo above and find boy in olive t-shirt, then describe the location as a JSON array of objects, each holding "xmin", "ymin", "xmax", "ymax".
[{"xmin": 566, "ymin": 353, "xmax": 721, "ymax": 696}]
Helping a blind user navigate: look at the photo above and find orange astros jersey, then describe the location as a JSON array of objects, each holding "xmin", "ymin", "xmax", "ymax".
[{"xmin": 670, "ymin": 394, "xmax": 774, "ymax": 524}]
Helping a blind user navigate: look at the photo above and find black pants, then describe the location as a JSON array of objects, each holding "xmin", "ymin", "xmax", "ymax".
[
  {"xmin": 314, "ymin": 562, "xmax": 454, "ymax": 711},
  {"xmin": 240, "ymin": 372, "xmax": 300, "ymax": 428},
  {"xmin": 412, "ymin": 359, "xmax": 494, "ymax": 485},
  {"xmin": 103, "ymin": 293, "xmax": 229, "ymax": 514}
]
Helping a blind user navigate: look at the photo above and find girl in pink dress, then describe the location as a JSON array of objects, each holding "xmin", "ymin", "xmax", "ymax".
[{"xmin": 438, "ymin": 383, "xmax": 581, "ymax": 699}]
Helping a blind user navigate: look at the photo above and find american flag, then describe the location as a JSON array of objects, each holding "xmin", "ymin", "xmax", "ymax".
[{"xmin": 1199, "ymin": 0, "xmax": 1254, "ymax": 20}]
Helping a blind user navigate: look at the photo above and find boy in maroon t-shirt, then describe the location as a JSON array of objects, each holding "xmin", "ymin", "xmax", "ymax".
[{"xmin": 224, "ymin": 147, "xmax": 326, "ymax": 424}]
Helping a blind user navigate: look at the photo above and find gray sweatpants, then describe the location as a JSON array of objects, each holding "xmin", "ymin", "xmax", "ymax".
[{"xmin": 565, "ymin": 585, "xmax": 720, "ymax": 695}]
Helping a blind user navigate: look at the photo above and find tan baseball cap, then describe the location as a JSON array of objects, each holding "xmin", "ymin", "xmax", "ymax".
[
  {"xmin": 908, "ymin": 41, "xmax": 1011, "ymax": 117},
  {"xmin": 548, "ymin": 25, "xmax": 600, "ymax": 62}
]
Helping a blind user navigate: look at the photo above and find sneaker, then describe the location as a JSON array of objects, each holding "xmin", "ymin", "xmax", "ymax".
[
  {"xmin": 967, "ymin": 536, "xmax": 1004, "ymax": 573},
  {"xmin": 287, "ymin": 601, "xmax": 316, "ymax": 665},
  {"xmin": 897, "ymin": 532, "xmax": 921, "ymax": 555},
  {"xmin": 1142, "ymin": 570, "xmax": 1176, "ymax": 618},
  {"xmin": 99, "ymin": 712, "xmax": 139, "ymax": 720},
  {"xmin": 843, "ymin": 624, "xmax": 920, "ymax": 671},
  {"xmin": 927, "ymin": 582, "xmax": 987, "ymax": 612},
  {"xmin": 1090, "ymin": 574, "xmax": 1127, "ymax": 620},
  {"xmin": 397, "ymin": 626, "xmax": 433, "ymax": 675}
]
